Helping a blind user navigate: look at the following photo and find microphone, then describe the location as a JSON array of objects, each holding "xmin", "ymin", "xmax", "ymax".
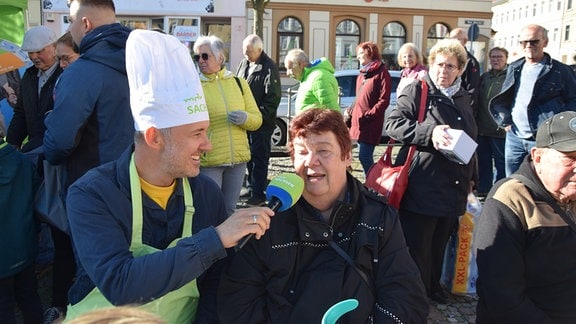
[{"xmin": 236, "ymin": 173, "xmax": 304, "ymax": 249}]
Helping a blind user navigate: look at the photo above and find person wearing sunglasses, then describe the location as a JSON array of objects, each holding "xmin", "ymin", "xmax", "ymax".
[
  {"xmin": 490, "ymin": 24, "xmax": 576, "ymax": 176},
  {"xmin": 193, "ymin": 35, "xmax": 262, "ymax": 216}
]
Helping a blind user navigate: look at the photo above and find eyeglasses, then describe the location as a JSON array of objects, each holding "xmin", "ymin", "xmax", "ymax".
[
  {"xmin": 519, "ymin": 39, "xmax": 540, "ymax": 47},
  {"xmin": 193, "ymin": 53, "xmax": 211, "ymax": 62},
  {"xmin": 434, "ymin": 62, "xmax": 459, "ymax": 72},
  {"xmin": 57, "ymin": 54, "xmax": 78, "ymax": 64}
]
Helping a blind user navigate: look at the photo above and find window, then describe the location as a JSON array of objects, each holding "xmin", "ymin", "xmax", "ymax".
[
  {"xmin": 335, "ymin": 19, "xmax": 361, "ymax": 70},
  {"xmin": 566, "ymin": 25, "xmax": 571, "ymax": 41},
  {"xmin": 569, "ymin": 0, "xmax": 573, "ymax": 10},
  {"xmin": 554, "ymin": 28, "xmax": 559, "ymax": 41},
  {"xmin": 382, "ymin": 22, "xmax": 406, "ymax": 70},
  {"xmin": 167, "ymin": 17, "xmax": 200, "ymax": 50},
  {"xmin": 533, "ymin": 4, "xmax": 537, "ymax": 15},
  {"xmin": 117, "ymin": 17, "xmax": 148, "ymax": 30},
  {"xmin": 277, "ymin": 17, "xmax": 303, "ymax": 71},
  {"xmin": 426, "ymin": 23, "xmax": 449, "ymax": 56}
]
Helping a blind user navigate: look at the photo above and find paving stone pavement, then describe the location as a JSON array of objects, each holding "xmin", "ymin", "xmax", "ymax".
[{"xmin": 427, "ymin": 294, "xmax": 478, "ymax": 323}]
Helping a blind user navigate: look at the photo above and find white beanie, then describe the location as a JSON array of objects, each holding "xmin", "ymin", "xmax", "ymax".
[{"xmin": 126, "ymin": 29, "xmax": 208, "ymax": 131}]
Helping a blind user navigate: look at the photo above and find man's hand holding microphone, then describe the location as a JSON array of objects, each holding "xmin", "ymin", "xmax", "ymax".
[{"xmin": 215, "ymin": 173, "xmax": 304, "ymax": 248}]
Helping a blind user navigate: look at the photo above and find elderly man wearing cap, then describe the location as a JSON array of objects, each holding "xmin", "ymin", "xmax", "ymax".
[
  {"xmin": 6, "ymin": 25, "xmax": 62, "ymax": 153},
  {"xmin": 4, "ymin": 25, "xmax": 69, "ymax": 322},
  {"xmin": 63, "ymin": 30, "xmax": 274, "ymax": 323},
  {"xmin": 474, "ymin": 111, "xmax": 576, "ymax": 323}
]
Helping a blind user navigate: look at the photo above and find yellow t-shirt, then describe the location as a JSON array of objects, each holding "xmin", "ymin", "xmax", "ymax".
[{"xmin": 139, "ymin": 177, "xmax": 176, "ymax": 210}]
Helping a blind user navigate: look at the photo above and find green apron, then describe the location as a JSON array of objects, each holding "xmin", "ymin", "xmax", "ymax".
[{"xmin": 66, "ymin": 153, "xmax": 200, "ymax": 323}]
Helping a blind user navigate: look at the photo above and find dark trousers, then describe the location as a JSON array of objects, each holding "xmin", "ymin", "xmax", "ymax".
[
  {"xmin": 0, "ymin": 264, "xmax": 43, "ymax": 323},
  {"xmin": 476, "ymin": 135, "xmax": 505, "ymax": 194},
  {"xmin": 49, "ymin": 225, "xmax": 76, "ymax": 309},
  {"xmin": 247, "ymin": 129, "xmax": 273, "ymax": 200},
  {"xmin": 399, "ymin": 210, "xmax": 457, "ymax": 295}
]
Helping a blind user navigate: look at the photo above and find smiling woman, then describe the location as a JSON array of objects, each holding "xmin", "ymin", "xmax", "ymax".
[
  {"xmin": 218, "ymin": 108, "xmax": 429, "ymax": 323},
  {"xmin": 385, "ymin": 38, "xmax": 477, "ymax": 304}
]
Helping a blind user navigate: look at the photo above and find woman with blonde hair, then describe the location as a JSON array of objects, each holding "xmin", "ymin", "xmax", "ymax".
[
  {"xmin": 385, "ymin": 38, "xmax": 477, "ymax": 304},
  {"xmin": 396, "ymin": 42, "xmax": 428, "ymax": 94}
]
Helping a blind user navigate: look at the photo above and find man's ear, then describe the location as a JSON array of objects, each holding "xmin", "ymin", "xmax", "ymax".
[
  {"xmin": 82, "ymin": 16, "xmax": 92, "ymax": 34},
  {"xmin": 143, "ymin": 127, "xmax": 163, "ymax": 148},
  {"xmin": 530, "ymin": 147, "xmax": 541, "ymax": 163}
]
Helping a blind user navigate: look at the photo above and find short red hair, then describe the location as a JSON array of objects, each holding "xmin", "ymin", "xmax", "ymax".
[{"xmin": 356, "ymin": 41, "xmax": 381, "ymax": 62}]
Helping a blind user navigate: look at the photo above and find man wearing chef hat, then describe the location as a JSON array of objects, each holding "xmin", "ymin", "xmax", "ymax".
[{"xmin": 63, "ymin": 29, "xmax": 274, "ymax": 323}]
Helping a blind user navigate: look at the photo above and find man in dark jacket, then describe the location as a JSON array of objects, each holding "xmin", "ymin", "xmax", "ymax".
[
  {"xmin": 475, "ymin": 111, "xmax": 576, "ymax": 323},
  {"xmin": 44, "ymin": 0, "xmax": 134, "ymax": 188},
  {"xmin": 476, "ymin": 47, "xmax": 508, "ymax": 196},
  {"xmin": 490, "ymin": 24, "xmax": 576, "ymax": 176},
  {"xmin": 236, "ymin": 34, "xmax": 282, "ymax": 206},
  {"xmin": 5, "ymin": 25, "xmax": 66, "ymax": 321},
  {"xmin": 449, "ymin": 27, "xmax": 481, "ymax": 116},
  {"xmin": 7, "ymin": 26, "xmax": 62, "ymax": 153},
  {"xmin": 41, "ymin": 0, "xmax": 134, "ymax": 320},
  {"xmin": 65, "ymin": 29, "xmax": 274, "ymax": 322}
]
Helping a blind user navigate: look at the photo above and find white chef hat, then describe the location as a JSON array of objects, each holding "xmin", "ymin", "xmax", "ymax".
[{"xmin": 126, "ymin": 29, "xmax": 208, "ymax": 131}]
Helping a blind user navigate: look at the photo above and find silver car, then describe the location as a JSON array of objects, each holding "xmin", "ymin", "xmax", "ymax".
[{"xmin": 273, "ymin": 69, "xmax": 401, "ymax": 147}]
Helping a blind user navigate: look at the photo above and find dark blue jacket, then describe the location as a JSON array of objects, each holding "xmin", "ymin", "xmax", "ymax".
[
  {"xmin": 0, "ymin": 141, "xmax": 40, "ymax": 278},
  {"xmin": 67, "ymin": 146, "xmax": 229, "ymax": 323},
  {"xmin": 489, "ymin": 53, "xmax": 576, "ymax": 133},
  {"xmin": 44, "ymin": 23, "xmax": 134, "ymax": 187}
]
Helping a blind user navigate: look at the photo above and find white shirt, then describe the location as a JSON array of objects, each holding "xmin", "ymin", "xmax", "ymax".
[{"xmin": 511, "ymin": 62, "xmax": 543, "ymax": 138}]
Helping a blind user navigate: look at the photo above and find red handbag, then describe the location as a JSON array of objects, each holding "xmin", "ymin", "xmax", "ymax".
[{"xmin": 365, "ymin": 80, "xmax": 428, "ymax": 209}]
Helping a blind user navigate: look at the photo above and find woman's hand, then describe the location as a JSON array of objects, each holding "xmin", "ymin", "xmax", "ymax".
[{"xmin": 432, "ymin": 125, "xmax": 453, "ymax": 150}]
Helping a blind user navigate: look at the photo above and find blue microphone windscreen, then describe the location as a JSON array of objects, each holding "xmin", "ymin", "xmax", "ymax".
[{"xmin": 266, "ymin": 173, "xmax": 304, "ymax": 212}]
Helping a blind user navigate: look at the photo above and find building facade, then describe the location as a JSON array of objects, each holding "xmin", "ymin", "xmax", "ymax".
[
  {"xmin": 253, "ymin": 0, "xmax": 492, "ymax": 74},
  {"xmin": 33, "ymin": 0, "xmax": 493, "ymax": 73},
  {"xmin": 492, "ymin": 0, "xmax": 576, "ymax": 64},
  {"xmin": 38, "ymin": 0, "xmax": 246, "ymax": 70}
]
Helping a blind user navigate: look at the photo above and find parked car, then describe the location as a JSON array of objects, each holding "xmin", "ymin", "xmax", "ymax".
[{"xmin": 273, "ymin": 69, "xmax": 401, "ymax": 147}]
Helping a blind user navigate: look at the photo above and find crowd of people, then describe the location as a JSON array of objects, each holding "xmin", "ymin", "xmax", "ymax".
[{"xmin": 1, "ymin": 0, "xmax": 576, "ymax": 321}]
